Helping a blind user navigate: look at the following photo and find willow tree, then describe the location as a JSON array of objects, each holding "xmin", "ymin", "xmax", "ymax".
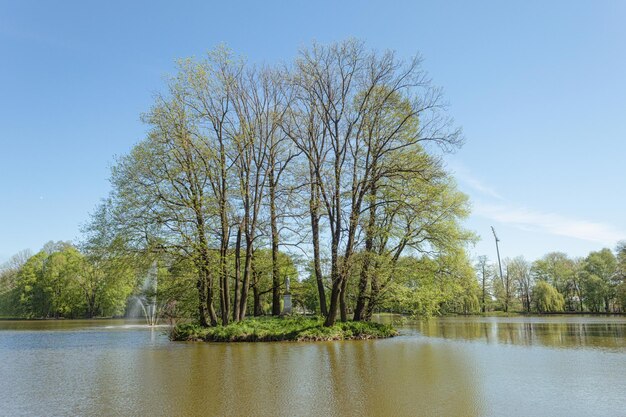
[
  {"xmin": 531, "ymin": 252, "xmax": 577, "ymax": 310},
  {"xmin": 532, "ymin": 280, "xmax": 564, "ymax": 313}
]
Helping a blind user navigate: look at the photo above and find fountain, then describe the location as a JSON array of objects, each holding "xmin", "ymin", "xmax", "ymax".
[{"xmin": 129, "ymin": 261, "xmax": 160, "ymax": 326}]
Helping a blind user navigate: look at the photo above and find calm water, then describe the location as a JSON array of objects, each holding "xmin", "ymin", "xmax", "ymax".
[{"xmin": 1, "ymin": 316, "xmax": 625, "ymax": 417}]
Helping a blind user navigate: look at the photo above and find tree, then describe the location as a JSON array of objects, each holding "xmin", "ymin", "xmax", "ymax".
[
  {"xmin": 532, "ymin": 280, "xmax": 564, "ymax": 313},
  {"xmin": 532, "ymin": 252, "xmax": 577, "ymax": 310},
  {"xmin": 40, "ymin": 246, "xmax": 83, "ymax": 318},
  {"xmin": 0, "ymin": 249, "xmax": 32, "ymax": 316},
  {"xmin": 509, "ymin": 256, "xmax": 533, "ymax": 313},
  {"xmin": 80, "ymin": 200, "xmax": 137, "ymax": 317},
  {"xmin": 111, "ymin": 80, "xmax": 221, "ymax": 326},
  {"xmin": 581, "ymin": 248, "xmax": 617, "ymax": 312},
  {"xmin": 384, "ymin": 251, "xmax": 478, "ymax": 317},
  {"xmin": 14, "ymin": 246, "xmax": 84, "ymax": 318},
  {"xmin": 285, "ymin": 40, "xmax": 462, "ymax": 326},
  {"xmin": 493, "ymin": 258, "xmax": 515, "ymax": 313},
  {"xmin": 615, "ymin": 242, "xmax": 626, "ymax": 312},
  {"xmin": 475, "ymin": 256, "xmax": 491, "ymax": 313},
  {"xmin": 174, "ymin": 50, "xmax": 244, "ymax": 325}
]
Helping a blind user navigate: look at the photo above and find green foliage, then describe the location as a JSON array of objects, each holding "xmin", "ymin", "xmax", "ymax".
[
  {"xmin": 581, "ymin": 249, "xmax": 617, "ymax": 312},
  {"xmin": 157, "ymin": 257, "xmax": 199, "ymax": 320},
  {"xmin": 5, "ymin": 240, "xmax": 140, "ymax": 319},
  {"xmin": 293, "ymin": 266, "xmax": 327, "ymax": 314},
  {"xmin": 247, "ymin": 249, "xmax": 299, "ymax": 315},
  {"xmin": 0, "ymin": 251, "xmax": 29, "ymax": 317},
  {"xmin": 532, "ymin": 280, "xmax": 565, "ymax": 313},
  {"xmin": 170, "ymin": 316, "xmax": 397, "ymax": 342},
  {"xmin": 13, "ymin": 246, "xmax": 85, "ymax": 318},
  {"xmin": 385, "ymin": 251, "xmax": 480, "ymax": 317}
]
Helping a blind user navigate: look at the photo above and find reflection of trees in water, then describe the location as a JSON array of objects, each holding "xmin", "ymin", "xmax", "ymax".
[
  {"xmin": 414, "ymin": 318, "xmax": 626, "ymax": 350},
  {"xmin": 91, "ymin": 319, "xmax": 623, "ymax": 416},
  {"xmin": 322, "ymin": 341, "xmax": 483, "ymax": 417}
]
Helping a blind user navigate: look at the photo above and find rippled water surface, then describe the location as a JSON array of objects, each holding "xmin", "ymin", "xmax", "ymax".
[{"xmin": 1, "ymin": 316, "xmax": 624, "ymax": 417}]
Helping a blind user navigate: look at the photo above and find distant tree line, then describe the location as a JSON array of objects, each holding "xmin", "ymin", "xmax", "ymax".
[
  {"xmin": 475, "ymin": 243, "xmax": 626, "ymax": 314},
  {"xmin": 0, "ymin": 240, "xmax": 136, "ymax": 319}
]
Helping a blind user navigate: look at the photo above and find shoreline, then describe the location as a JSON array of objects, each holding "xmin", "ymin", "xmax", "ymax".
[{"xmin": 2, "ymin": 311, "xmax": 626, "ymax": 322}]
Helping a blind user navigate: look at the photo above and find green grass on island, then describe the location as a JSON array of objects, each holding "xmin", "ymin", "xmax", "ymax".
[{"xmin": 170, "ymin": 316, "xmax": 398, "ymax": 342}]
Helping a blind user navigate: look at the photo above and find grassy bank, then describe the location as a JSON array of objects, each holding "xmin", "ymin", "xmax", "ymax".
[{"xmin": 170, "ymin": 316, "xmax": 398, "ymax": 342}]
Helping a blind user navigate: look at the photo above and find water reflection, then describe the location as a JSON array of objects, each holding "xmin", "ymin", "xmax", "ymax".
[
  {"xmin": 0, "ymin": 317, "xmax": 625, "ymax": 417},
  {"xmin": 403, "ymin": 316, "xmax": 626, "ymax": 351},
  {"xmin": 134, "ymin": 340, "xmax": 484, "ymax": 417}
]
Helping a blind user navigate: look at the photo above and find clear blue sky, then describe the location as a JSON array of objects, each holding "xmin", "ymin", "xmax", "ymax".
[{"xmin": 1, "ymin": 0, "xmax": 625, "ymax": 264}]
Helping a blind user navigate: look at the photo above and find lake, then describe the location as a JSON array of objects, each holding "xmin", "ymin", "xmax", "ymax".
[{"xmin": 0, "ymin": 316, "xmax": 624, "ymax": 417}]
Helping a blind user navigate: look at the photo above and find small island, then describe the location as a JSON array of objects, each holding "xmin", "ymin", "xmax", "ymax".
[{"xmin": 170, "ymin": 316, "xmax": 397, "ymax": 343}]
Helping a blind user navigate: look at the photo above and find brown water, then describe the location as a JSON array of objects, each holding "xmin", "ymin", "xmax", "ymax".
[{"xmin": 0, "ymin": 316, "xmax": 624, "ymax": 417}]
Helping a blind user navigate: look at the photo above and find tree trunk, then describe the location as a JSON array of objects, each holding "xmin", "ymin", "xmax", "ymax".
[
  {"xmin": 353, "ymin": 182, "xmax": 376, "ymax": 321},
  {"xmin": 199, "ymin": 254, "xmax": 218, "ymax": 327},
  {"xmin": 340, "ymin": 275, "xmax": 348, "ymax": 322},
  {"xmin": 309, "ymin": 162, "xmax": 327, "ymax": 316},
  {"xmin": 579, "ymin": 290, "xmax": 584, "ymax": 312},
  {"xmin": 219, "ymin": 133, "xmax": 230, "ymax": 325},
  {"xmin": 206, "ymin": 281, "xmax": 218, "ymax": 326},
  {"xmin": 269, "ymin": 161, "xmax": 281, "ymax": 316},
  {"xmin": 353, "ymin": 255, "xmax": 370, "ymax": 321},
  {"xmin": 338, "ymin": 209, "xmax": 360, "ymax": 323},
  {"xmin": 324, "ymin": 200, "xmax": 361, "ymax": 325},
  {"xmin": 325, "ymin": 277, "xmax": 341, "ymax": 326},
  {"xmin": 239, "ymin": 235, "xmax": 254, "ymax": 320},
  {"xmin": 196, "ymin": 267, "xmax": 209, "ymax": 327},
  {"xmin": 219, "ymin": 209, "xmax": 230, "ymax": 325},
  {"xmin": 86, "ymin": 293, "xmax": 96, "ymax": 319},
  {"xmin": 233, "ymin": 225, "xmax": 242, "ymax": 322},
  {"xmin": 364, "ymin": 271, "xmax": 379, "ymax": 321},
  {"xmin": 253, "ymin": 285, "xmax": 263, "ymax": 316},
  {"xmin": 324, "ymin": 239, "xmax": 341, "ymax": 327},
  {"xmin": 481, "ymin": 264, "xmax": 486, "ymax": 313}
]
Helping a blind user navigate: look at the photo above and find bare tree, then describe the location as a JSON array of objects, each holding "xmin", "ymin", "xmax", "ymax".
[
  {"xmin": 509, "ymin": 256, "xmax": 532, "ymax": 312},
  {"xmin": 476, "ymin": 256, "xmax": 490, "ymax": 313}
]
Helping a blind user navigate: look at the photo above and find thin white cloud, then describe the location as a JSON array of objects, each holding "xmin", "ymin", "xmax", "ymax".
[
  {"xmin": 448, "ymin": 162, "xmax": 505, "ymax": 200},
  {"xmin": 462, "ymin": 176, "xmax": 505, "ymax": 200},
  {"xmin": 474, "ymin": 202, "xmax": 626, "ymax": 244}
]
